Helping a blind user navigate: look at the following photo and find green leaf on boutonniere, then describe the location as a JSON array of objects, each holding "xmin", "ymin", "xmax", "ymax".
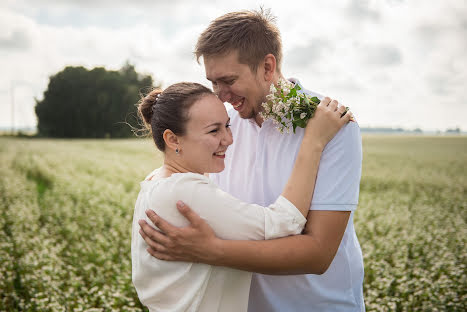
[
  {"xmin": 295, "ymin": 118, "xmax": 307, "ymax": 128},
  {"xmin": 310, "ymin": 96, "xmax": 320, "ymax": 104},
  {"xmin": 289, "ymin": 87, "xmax": 297, "ymax": 98}
]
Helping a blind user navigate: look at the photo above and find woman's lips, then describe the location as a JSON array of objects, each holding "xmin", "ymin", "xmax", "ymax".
[{"xmin": 214, "ymin": 151, "xmax": 226, "ymax": 159}]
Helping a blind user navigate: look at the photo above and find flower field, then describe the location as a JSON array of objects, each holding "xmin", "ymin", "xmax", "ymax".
[{"xmin": 0, "ymin": 136, "xmax": 466, "ymax": 311}]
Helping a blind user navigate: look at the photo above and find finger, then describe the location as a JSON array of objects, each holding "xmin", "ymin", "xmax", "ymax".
[
  {"xmin": 145, "ymin": 209, "xmax": 177, "ymax": 234},
  {"xmin": 329, "ymin": 99, "xmax": 339, "ymax": 112},
  {"xmin": 147, "ymin": 247, "xmax": 175, "ymax": 261},
  {"xmin": 319, "ymin": 96, "xmax": 331, "ymax": 107},
  {"xmin": 176, "ymin": 201, "xmax": 203, "ymax": 226},
  {"xmin": 337, "ymin": 105, "xmax": 347, "ymax": 117},
  {"xmin": 337, "ymin": 105, "xmax": 347, "ymax": 114},
  {"xmin": 140, "ymin": 229, "xmax": 168, "ymax": 252},
  {"xmin": 138, "ymin": 223, "xmax": 171, "ymax": 247},
  {"xmin": 341, "ymin": 110, "xmax": 352, "ymax": 124}
]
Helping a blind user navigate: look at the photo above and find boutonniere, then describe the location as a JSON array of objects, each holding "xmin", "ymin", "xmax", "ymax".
[{"xmin": 260, "ymin": 78, "xmax": 351, "ymax": 133}]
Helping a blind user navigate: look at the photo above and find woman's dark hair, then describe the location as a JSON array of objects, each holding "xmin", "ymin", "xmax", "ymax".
[{"xmin": 138, "ymin": 82, "xmax": 213, "ymax": 151}]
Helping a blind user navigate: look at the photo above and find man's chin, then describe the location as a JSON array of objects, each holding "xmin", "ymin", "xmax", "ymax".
[{"xmin": 237, "ymin": 109, "xmax": 255, "ymax": 120}]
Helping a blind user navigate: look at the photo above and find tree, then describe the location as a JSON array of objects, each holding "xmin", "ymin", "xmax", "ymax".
[{"xmin": 35, "ymin": 63, "xmax": 155, "ymax": 138}]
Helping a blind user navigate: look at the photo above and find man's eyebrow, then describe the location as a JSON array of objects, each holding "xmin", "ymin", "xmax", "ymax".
[
  {"xmin": 206, "ymin": 75, "xmax": 238, "ymax": 82},
  {"xmin": 204, "ymin": 118, "xmax": 231, "ymax": 129}
]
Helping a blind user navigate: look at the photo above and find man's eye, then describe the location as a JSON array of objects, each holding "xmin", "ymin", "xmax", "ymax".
[
  {"xmin": 226, "ymin": 123, "xmax": 231, "ymax": 128},
  {"xmin": 226, "ymin": 80, "xmax": 235, "ymax": 85},
  {"xmin": 209, "ymin": 129, "xmax": 218, "ymax": 133}
]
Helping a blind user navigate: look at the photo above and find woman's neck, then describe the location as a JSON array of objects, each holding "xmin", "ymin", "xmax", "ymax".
[{"xmin": 160, "ymin": 157, "xmax": 200, "ymax": 178}]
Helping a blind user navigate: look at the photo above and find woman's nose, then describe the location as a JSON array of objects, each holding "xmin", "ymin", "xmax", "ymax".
[{"xmin": 221, "ymin": 128, "xmax": 233, "ymax": 146}]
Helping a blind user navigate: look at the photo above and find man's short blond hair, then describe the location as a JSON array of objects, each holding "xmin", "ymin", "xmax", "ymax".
[{"xmin": 195, "ymin": 8, "xmax": 282, "ymax": 73}]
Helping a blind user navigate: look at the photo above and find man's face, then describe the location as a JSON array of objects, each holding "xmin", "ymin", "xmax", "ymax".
[{"xmin": 204, "ymin": 51, "xmax": 269, "ymax": 120}]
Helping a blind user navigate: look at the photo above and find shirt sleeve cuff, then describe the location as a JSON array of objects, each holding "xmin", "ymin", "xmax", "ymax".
[
  {"xmin": 310, "ymin": 203, "xmax": 357, "ymax": 211},
  {"xmin": 264, "ymin": 196, "xmax": 307, "ymax": 240}
]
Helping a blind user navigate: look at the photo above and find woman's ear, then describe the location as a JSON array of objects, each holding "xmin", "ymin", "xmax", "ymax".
[
  {"xmin": 262, "ymin": 54, "xmax": 277, "ymax": 82},
  {"xmin": 163, "ymin": 129, "xmax": 179, "ymax": 152}
]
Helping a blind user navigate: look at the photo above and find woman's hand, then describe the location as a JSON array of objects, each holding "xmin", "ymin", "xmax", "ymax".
[{"xmin": 304, "ymin": 97, "xmax": 352, "ymax": 150}]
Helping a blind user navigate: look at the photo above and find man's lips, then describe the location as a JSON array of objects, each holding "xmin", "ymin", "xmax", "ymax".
[{"xmin": 231, "ymin": 98, "xmax": 245, "ymax": 111}]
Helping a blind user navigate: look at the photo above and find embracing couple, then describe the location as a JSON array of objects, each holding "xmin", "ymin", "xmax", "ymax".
[{"xmin": 131, "ymin": 9, "xmax": 364, "ymax": 312}]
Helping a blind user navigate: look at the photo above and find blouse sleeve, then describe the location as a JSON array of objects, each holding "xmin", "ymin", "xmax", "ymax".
[{"xmin": 146, "ymin": 174, "xmax": 306, "ymax": 241}]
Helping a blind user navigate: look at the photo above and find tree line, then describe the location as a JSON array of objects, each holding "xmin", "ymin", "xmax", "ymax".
[{"xmin": 35, "ymin": 63, "xmax": 156, "ymax": 138}]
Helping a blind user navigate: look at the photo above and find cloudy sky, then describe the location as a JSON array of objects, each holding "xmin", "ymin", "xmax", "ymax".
[{"xmin": 1, "ymin": 0, "xmax": 466, "ymax": 131}]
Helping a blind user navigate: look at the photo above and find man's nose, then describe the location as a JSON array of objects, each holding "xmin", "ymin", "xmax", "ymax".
[{"xmin": 217, "ymin": 85, "xmax": 231, "ymax": 103}]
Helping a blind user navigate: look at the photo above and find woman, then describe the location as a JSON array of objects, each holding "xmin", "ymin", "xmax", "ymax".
[{"xmin": 131, "ymin": 82, "xmax": 351, "ymax": 311}]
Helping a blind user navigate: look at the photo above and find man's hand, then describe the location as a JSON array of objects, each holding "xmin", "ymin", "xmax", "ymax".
[
  {"xmin": 138, "ymin": 201, "xmax": 221, "ymax": 263},
  {"xmin": 139, "ymin": 202, "xmax": 350, "ymax": 275}
]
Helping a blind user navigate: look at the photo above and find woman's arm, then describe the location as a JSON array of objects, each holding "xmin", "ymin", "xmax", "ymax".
[{"xmin": 280, "ymin": 97, "xmax": 351, "ymax": 217}]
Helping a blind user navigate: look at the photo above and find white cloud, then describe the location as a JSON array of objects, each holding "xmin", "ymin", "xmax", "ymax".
[{"xmin": 0, "ymin": 0, "xmax": 466, "ymax": 131}]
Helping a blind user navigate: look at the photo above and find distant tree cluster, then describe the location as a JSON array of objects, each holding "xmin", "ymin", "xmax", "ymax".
[{"xmin": 35, "ymin": 63, "xmax": 156, "ymax": 138}]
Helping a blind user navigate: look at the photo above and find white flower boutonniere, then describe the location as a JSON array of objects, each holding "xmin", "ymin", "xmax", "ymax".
[{"xmin": 260, "ymin": 78, "xmax": 351, "ymax": 133}]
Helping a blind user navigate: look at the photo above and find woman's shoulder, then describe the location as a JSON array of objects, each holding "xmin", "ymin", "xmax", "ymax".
[
  {"xmin": 168, "ymin": 172, "xmax": 212, "ymax": 187},
  {"xmin": 141, "ymin": 172, "xmax": 212, "ymax": 190},
  {"xmin": 143, "ymin": 167, "xmax": 161, "ymax": 181}
]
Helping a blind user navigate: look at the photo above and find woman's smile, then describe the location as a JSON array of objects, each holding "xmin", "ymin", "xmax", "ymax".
[{"xmin": 213, "ymin": 150, "xmax": 226, "ymax": 159}]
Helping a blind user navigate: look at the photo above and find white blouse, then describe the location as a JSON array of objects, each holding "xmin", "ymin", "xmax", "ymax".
[{"xmin": 131, "ymin": 171, "xmax": 306, "ymax": 312}]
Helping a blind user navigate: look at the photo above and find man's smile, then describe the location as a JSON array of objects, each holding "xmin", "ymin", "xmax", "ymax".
[{"xmin": 231, "ymin": 98, "xmax": 245, "ymax": 111}]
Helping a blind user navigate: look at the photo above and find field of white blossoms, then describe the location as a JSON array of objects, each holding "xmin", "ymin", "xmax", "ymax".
[{"xmin": 0, "ymin": 136, "xmax": 465, "ymax": 311}]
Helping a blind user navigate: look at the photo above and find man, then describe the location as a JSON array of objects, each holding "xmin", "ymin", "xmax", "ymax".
[{"xmin": 139, "ymin": 9, "xmax": 364, "ymax": 311}]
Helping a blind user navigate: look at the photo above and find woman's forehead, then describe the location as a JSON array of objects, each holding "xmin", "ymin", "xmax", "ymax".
[{"xmin": 188, "ymin": 95, "xmax": 228, "ymax": 126}]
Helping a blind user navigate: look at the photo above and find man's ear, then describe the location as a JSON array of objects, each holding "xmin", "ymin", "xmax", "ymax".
[
  {"xmin": 163, "ymin": 129, "xmax": 180, "ymax": 152},
  {"xmin": 262, "ymin": 54, "xmax": 277, "ymax": 82}
]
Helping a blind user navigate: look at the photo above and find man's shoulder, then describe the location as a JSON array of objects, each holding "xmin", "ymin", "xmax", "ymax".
[
  {"xmin": 289, "ymin": 78, "xmax": 323, "ymax": 99},
  {"xmin": 326, "ymin": 121, "xmax": 361, "ymax": 153}
]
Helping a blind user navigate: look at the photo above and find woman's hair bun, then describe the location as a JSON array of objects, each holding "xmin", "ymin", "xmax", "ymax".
[{"xmin": 138, "ymin": 89, "xmax": 162, "ymax": 126}]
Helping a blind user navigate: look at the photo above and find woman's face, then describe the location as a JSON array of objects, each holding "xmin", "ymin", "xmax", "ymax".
[{"xmin": 178, "ymin": 94, "xmax": 233, "ymax": 174}]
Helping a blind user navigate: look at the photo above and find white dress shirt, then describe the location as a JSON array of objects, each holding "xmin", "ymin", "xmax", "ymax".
[
  {"xmin": 131, "ymin": 172, "xmax": 307, "ymax": 312},
  {"xmin": 210, "ymin": 79, "xmax": 365, "ymax": 311}
]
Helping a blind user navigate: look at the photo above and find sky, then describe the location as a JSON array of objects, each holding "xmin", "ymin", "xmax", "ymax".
[{"xmin": 1, "ymin": 0, "xmax": 466, "ymax": 131}]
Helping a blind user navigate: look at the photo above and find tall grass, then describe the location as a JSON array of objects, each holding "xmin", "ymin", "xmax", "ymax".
[{"xmin": 0, "ymin": 136, "xmax": 465, "ymax": 311}]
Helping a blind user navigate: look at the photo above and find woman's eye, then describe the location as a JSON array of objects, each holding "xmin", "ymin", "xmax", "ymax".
[
  {"xmin": 209, "ymin": 129, "xmax": 218, "ymax": 134},
  {"xmin": 226, "ymin": 123, "xmax": 231, "ymax": 128}
]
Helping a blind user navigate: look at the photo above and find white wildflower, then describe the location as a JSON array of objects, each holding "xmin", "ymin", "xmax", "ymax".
[
  {"xmin": 260, "ymin": 78, "xmax": 334, "ymax": 133},
  {"xmin": 270, "ymin": 84, "xmax": 277, "ymax": 94}
]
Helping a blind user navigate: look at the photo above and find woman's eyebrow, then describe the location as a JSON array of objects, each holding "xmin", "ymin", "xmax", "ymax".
[
  {"xmin": 204, "ymin": 118, "xmax": 230, "ymax": 129},
  {"xmin": 204, "ymin": 122, "xmax": 222, "ymax": 129}
]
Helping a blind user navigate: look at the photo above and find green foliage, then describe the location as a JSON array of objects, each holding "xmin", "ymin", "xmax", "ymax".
[
  {"xmin": 0, "ymin": 136, "xmax": 466, "ymax": 311},
  {"xmin": 35, "ymin": 62, "xmax": 155, "ymax": 138}
]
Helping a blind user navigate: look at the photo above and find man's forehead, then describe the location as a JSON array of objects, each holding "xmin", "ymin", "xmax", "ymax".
[{"xmin": 204, "ymin": 52, "xmax": 242, "ymax": 77}]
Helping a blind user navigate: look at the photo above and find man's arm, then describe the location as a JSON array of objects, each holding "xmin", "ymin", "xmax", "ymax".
[{"xmin": 139, "ymin": 202, "xmax": 350, "ymax": 275}]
